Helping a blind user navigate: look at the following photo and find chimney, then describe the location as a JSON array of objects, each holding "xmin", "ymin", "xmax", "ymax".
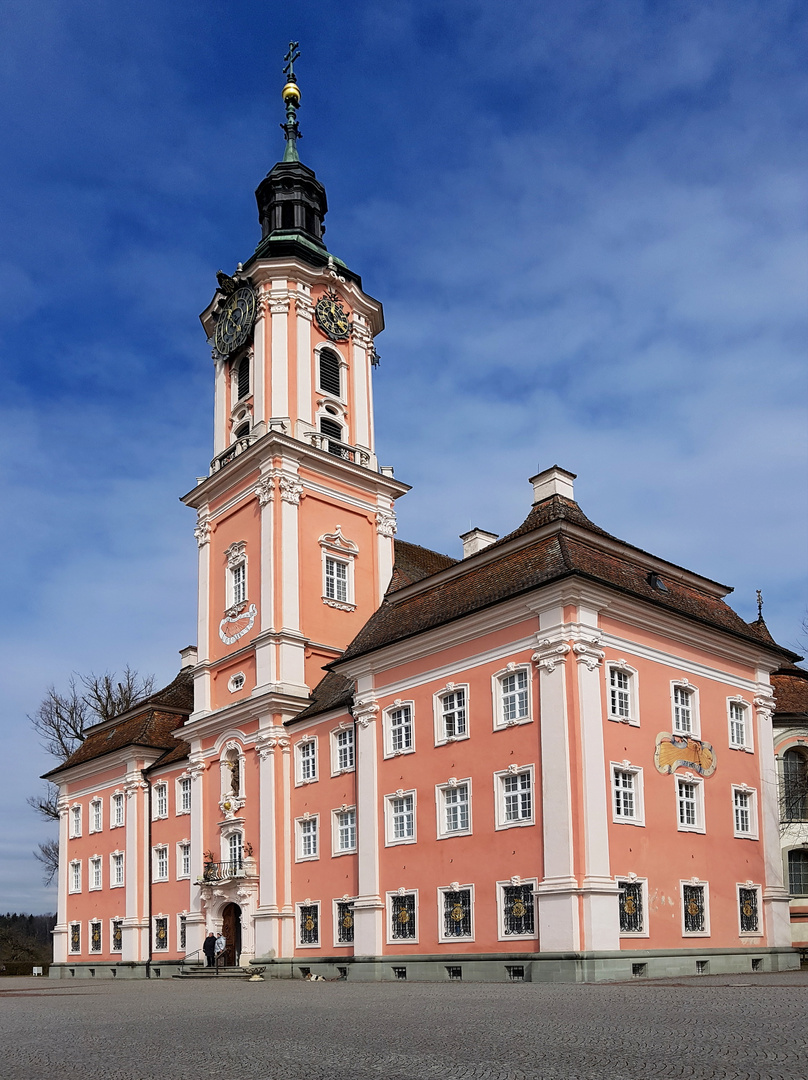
[
  {"xmin": 179, "ymin": 645, "xmax": 198, "ymax": 670},
  {"xmin": 459, "ymin": 527, "xmax": 499, "ymax": 558},
  {"xmin": 528, "ymin": 465, "xmax": 576, "ymax": 505}
]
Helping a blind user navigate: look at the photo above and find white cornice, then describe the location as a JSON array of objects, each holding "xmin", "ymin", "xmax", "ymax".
[{"xmin": 44, "ymin": 747, "xmax": 165, "ymax": 787}]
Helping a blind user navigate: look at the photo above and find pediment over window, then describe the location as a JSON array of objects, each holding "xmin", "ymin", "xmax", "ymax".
[{"xmin": 319, "ymin": 526, "xmax": 359, "ymax": 556}]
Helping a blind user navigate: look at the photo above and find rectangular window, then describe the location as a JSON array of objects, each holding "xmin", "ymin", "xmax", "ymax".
[
  {"xmin": 501, "ymin": 884, "xmax": 535, "ymax": 938},
  {"xmin": 90, "ymin": 920, "xmax": 102, "ymax": 953},
  {"xmin": 388, "ymin": 704, "xmax": 414, "ymax": 754},
  {"xmin": 232, "ymin": 561, "xmax": 247, "ymax": 605},
  {"xmin": 298, "ymin": 818, "xmax": 318, "ymax": 859},
  {"xmin": 440, "ymin": 783, "xmax": 470, "ymax": 836},
  {"xmin": 154, "ymin": 917, "xmax": 168, "ymax": 951},
  {"xmin": 90, "ymin": 799, "xmax": 102, "ymax": 833},
  {"xmin": 111, "ymin": 919, "xmax": 123, "ymax": 953},
  {"xmin": 178, "ymin": 777, "xmax": 191, "ymax": 813},
  {"xmin": 788, "ymin": 850, "xmax": 808, "ymax": 895},
  {"xmin": 111, "ymin": 852, "xmax": 124, "ymax": 887},
  {"xmin": 335, "ymin": 901, "xmax": 354, "ymax": 945},
  {"xmin": 441, "ymin": 689, "xmax": 467, "ymax": 739},
  {"xmin": 729, "ymin": 700, "xmax": 751, "ymax": 749},
  {"xmin": 676, "ymin": 777, "xmax": 704, "ymax": 832},
  {"xmin": 179, "ymin": 843, "xmax": 191, "ymax": 878},
  {"xmin": 70, "ymin": 861, "xmax": 81, "ymax": 893},
  {"xmin": 734, "ymin": 790, "xmax": 751, "ymax": 835},
  {"xmin": 298, "ymin": 904, "xmax": 319, "ymax": 946},
  {"xmin": 673, "ymin": 685, "xmax": 694, "ymax": 734},
  {"xmin": 612, "ymin": 766, "xmax": 644, "ymax": 825},
  {"xmin": 70, "ymin": 805, "xmax": 81, "ymax": 837},
  {"xmin": 503, "ymin": 771, "xmax": 532, "ymax": 823},
  {"xmin": 154, "ymin": 783, "xmax": 168, "ymax": 819},
  {"xmin": 298, "ymin": 740, "xmax": 317, "ymax": 783},
  {"xmin": 112, "ymin": 793, "xmax": 124, "ymax": 827},
  {"xmin": 324, "ymin": 557, "xmax": 348, "ymax": 602},
  {"xmin": 153, "ymin": 847, "xmax": 168, "ymax": 881},
  {"xmin": 335, "ymin": 728, "xmax": 354, "ymax": 771},
  {"xmin": 501, "ymin": 670, "xmax": 529, "ymax": 722},
  {"xmin": 682, "ymin": 883, "xmax": 707, "ymax": 934},
  {"xmin": 440, "ymin": 887, "xmax": 473, "ymax": 940},
  {"xmin": 388, "ymin": 792, "xmax": 415, "ymax": 843},
  {"xmin": 335, "ymin": 809, "xmax": 356, "ymax": 853},
  {"xmin": 610, "ymin": 668, "xmax": 631, "ymax": 720},
  {"xmin": 90, "ymin": 857, "xmax": 102, "ymax": 891},
  {"xmin": 739, "ymin": 887, "xmax": 760, "ymax": 934},
  {"xmin": 70, "ymin": 923, "xmax": 81, "ymax": 954},
  {"xmin": 618, "ymin": 880, "xmax": 645, "ymax": 934},
  {"xmin": 390, "ymin": 893, "xmax": 417, "ymax": 940},
  {"xmin": 179, "ymin": 914, "xmax": 187, "ymax": 951}
]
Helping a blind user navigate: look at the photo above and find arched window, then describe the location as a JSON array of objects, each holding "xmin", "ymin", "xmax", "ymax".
[
  {"xmin": 228, "ymin": 831, "xmax": 243, "ymax": 870},
  {"xmin": 783, "ymin": 750, "xmax": 808, "ymax": 821},
  {"xmin": 788, "ymin": 849, "xmax": 808, "ymax": 895},
  {"xmin": 234, "ymin": 422, "xmax": 250, "ymax": 439},
  {"xmin": 236, "ymin": 356, "xmax": 250, "ymax": 400},
  {"xmin": 319, "ymin": 349, "xmax": 341, "ymax": 397},
  {"xmin": 319, "ymin": 416, "xmax": 344, "ymax": 456}
]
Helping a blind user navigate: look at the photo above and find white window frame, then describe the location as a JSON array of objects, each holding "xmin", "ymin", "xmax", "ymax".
[
  {"xmin": 610, "ymin": 762, "xmax": 645, "ymax": 826},
  {"xmin": 110, "ymin": 851, "xmax": 124, "ymax": 888},
  {"xmin": 737, "ymin": 882, "xmax": 763, "ymax": 937},
  {"xmin": 295, "ymin": 815, "xmax": 319, "ymax": 862},
  {"xmin": 492, "ymin": 663, "xmax": 532, "ymax": 730},
  {"xmin": 436, "ymin": 778, "xmax": 472, "ymax": 839},
  {"xmin": 177, "ymin": 840, "xmax": 192, "ymax": 879},
  {"xmin": 728, "ymin": 696, "xmax": 753, "ymax": 752},
  {"xmin": 225, "ymin": 540, "xmax": 248, "ymax": 608},
  {"xmin": 69, "ymin": 922, "xmax": 81, "ymax": 954},
  {"xmin": 437, "ymin": 883, "xmax": 475, "ymax": 944},
  {"xmin": 675, "ymin": 773, "xmax": 705, "ymax": 833},
  {"xmin": 671, "ymin": 679, "xmax": 700, "ymax": 737},
  {"xmin": 680, "ymin": 879, "xmax": 710, "ymax": 937},
  {"xmin": 89, "ymin": 856, "xmax": 102, "ymax": 891},
  {"xmin": 332, "ymin": 898, "xmax": 356, "ymax": 948},
  {"xmin": 110, "ymin": 918, "xmax": 123, "ymax": 953},
  {"xmin": 111, "ymin": 791, "xmax": 125, "ymax": 828},
  {"xmin": 616, "ymin": 875, "xmax": 650, "ymax": 938},
  {"xmin": 433, "ymin": 682, "xmax": 470, "ymax": 746},
  {"xmin": 89, "ymin": 919, "xmax": 102, "ymax": 954},
  {"xmin": 494, "ymin": 766, "xmax": 535, "ymax": 830},
  {"xmin": 732, "ymin": 784, "xmax": 759, "ymax": 839},
  {"xmin": 495, "ymin": 877, "xmax": 539, "ymax": 942},
  {"xmin": 89, "ymin": 798, "xmax": 103, "ymax": 834},
  {"xmin": 152, "ymin": 845, "xmax": 169, "ymax": 882},
  {"xmin": 296, "ymin": 900, "xmax": 321, "ymax": 948},
  {"xmin": 324, "ymin": 555, "xmax": 351, "ymax": 605},
  {"xmin": 385, "ymin": 889, "xmax": 419, "ymax": 945},
  {"xmin": 332, "ymin": 806, "xmax": 357, "ymax": 856},
  {"xmin": 315, "ymin": 342, "xmax": 347, "ymax": 402},
  {"xmin": 153, "ymin": 915, "xmax": 169, "ymax": 952},
  {"xmin": 330, "ymin": 723, "xmax": 355, "ymax": 775},
  {"xmin": 318, "ymin": 528, "xmax": 358, "ymax": 611},
  {"xmin": 69, "ymin": 860, "xmax": 81, "ymax": 894},
  {"xmin": 605, "ymin": 661, "xmax": 640, "ymax": 726},
  {"xmin": 69, "ymin": 804, "xmax": 82, "ymax": 838},
  {"xmin": 153, "ymin": 782, "xmax": 168, "ymax": 820},
  {"xmin": 295, "ymin": 736, "xmax": 318, "ymax": 785},
  {"xmin": 177, "ymin": 776, "xmax": 192, "ymax": 815},
  {"xmin": 384, "ymin": 789, "xmax": 417, "ymax": 846},
  {"xmin": 383, "ymin": 700, "xmax": 415, "ymax": 758}
]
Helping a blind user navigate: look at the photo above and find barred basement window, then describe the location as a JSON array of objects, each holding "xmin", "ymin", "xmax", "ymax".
[
  {"xmin": 739, "ymin": 888, "xmax": 759, "ymax": 934},
  {"xmin": 502, "ymin": 884, "xmax": 535, "ymax": 937},
  {"xmin": 446, "ymin": 966, "xmax": 462, "ymax": 981},
  {"xmin": 112, "ymin": 919, "xmax": 123, "ymax": 952},
  {"xmin": 618, "ymin": 880, "xmax": 644, "ymax": 934},
  {"xmin": 393, "ymin": 966, "xmax": 407, "ymax": 980},
  {"xmin": 70, "ymin": 924, "xmax": 81, "ymax": 953},
  {"xmin": 299, "ymin": 905, "xmax": 319, "ymax": 946},
  {"xmin": 506, "ymin": 965, "xmax": 525, "ymax": 981},
  {"xmin": 336, "ymin": 902, "xmax": 354, "ymax": 944},
  {"xmin": 442, "ymin": 889, "xmax": 472, "ymax": 939},
  {"xmin": 154, "ymin": 917, "xmax": 168, "ymax": 951},
  {"xmin": 90, "ymin": 921, "xmax": 102, "ymax": 953},
  {"xmin": 179, "ymin": 915, "xmax": 187, "ymax": 951},
  {"xmin": 319, "ymin": 349, "xmax": 342, "ymax": 397},
  {"xmin": 390, "ymin": 893, "xmax": 416, "ymax": 940},
  {"xmin": 683, "ymin": 885, "xmax": 706, "ymax": 934}
]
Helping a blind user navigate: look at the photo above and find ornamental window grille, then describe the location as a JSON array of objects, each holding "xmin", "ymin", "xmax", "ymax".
[
  {"xmin": 299, "ymin": 905, "xmax": 319, "ymax": 945},
  {"xmin": 319, "ymin": 349, "xmax": 341, "ymax": 397},
  {"xmin": 391, "ymin": 794, "xmax": 414, "ymax": 840},
  {"xmin": 236, "ymin": 355, "xmax": 250, "ymax": 400},
  {"xmin": 336, "ymin": 809, "xmax": 356, "ymax": 852},
  {"xmin": 90, "ymin": 921, "xmax": 102, "ymax": 953},
  {"xmin": 441, "ymin": 689, "xmax": 466, "ymax": 738},
  {"xmin": 70, "ymin": 806, "xmax": 81, "ymax": 837},
  {"xmin": 389, "ymin": 705, "xmax": 413, "ymax": 752},
  {"xmin": 70, "ymin": 861, "xmax": 81, "ymax": 892},
  {"xmin": 154, "ymin": 784, "xmax": 168, "ymax": 818},
  {"xmin": 179, "ymin": 777, "xmax": 191, "ymax": 813},
  {"xmin": 300, "ymin": 818, "xmax": 318, "ymax": 858},
  {"xmin": 677, "ymin": 779, "xmax": 698, "ymax": 828},
  {"xmin": 179, "ymin": 915, "xmax": 187, "ymax": 951},
  {"xmin": 502, "ymin": 884, "xmax": 535, "ymax": 936},
  {"xmin": 501, "ymin": 670, "xmax": 529, "ymax": 722},
  {"xmin": 336, "ymin": 902, "xmax": 354, "ymax": 944},
  {"xmin": 729, "ymin": 702, "xmax": 747, "ymax": 747},
  {"xmin": 734, "ymin": 790, "xmax": 752, "ymax": 835},
  {"xmin": 613, "ymin": 769, "xmax": 637, "ymax": 819},
  {"xmin": 228, "ymin": 831, "xmax": 243, "ymax": 869},
  {"xmin": 673, "ymin": 687, "xmax": 693, "ymax": 733},
  {"xmin": 90, "ymin": 857, "xmax": 102, "ymax": 890},
  {"xmin": 788, "ymin": 849, "xmax": 808, "ymax": 895},
  {"xmin": 232, "ymin": 562, "xmax": 247, "ymax": 605},
  {"xmin": 112, "ymin": 793, "xmax": 124, "ymax": 827},
  {"xmin": 112, "ymin": 919, "xmax": 123, "ymax": 952},
  {"xmin": 782, "ymin": 750, "xmax": 808, "ymax": 821},
  {"xmin": 618, "ymin": 880, "xmax": 644, "ymax": 933},
  {"xmin": 112, "ymin": 852, "xmax": 124, "ymax": 886},
  {"xmin": 503, "ymin": 772, "xmax": 532, "ymax": 822},
  {"xmin": 91, "ymin": 799, "xmax": 102, "ymax": 832},
  {"xmin": 683, "ymin": 885, "xmax": 706, "ymax": 933},
  {"xmin": 336, "ymin": 728, "xmax": 354, "ymax": 771},
  {"xmin": 739, "ymin": 888, "xmax": 759, "ymax": 933},
  {"xmin": 180, "ymin": 843, "xmax": 191, "ymax": 877},
  {"xmin": 299, "ymin": 740, "xmax": 317, "ymax": 782},
  {"xmin": 443, "ymin": 784, "xmax": 469, "ymax": 833},
  {"xmin": 442, "ymin": 889, "xmax": 472, "ymax": 938},
  {"xmin": 390, "ymin": 893, "xmax": 416, "ymax": 940},
  {"xmin": 70, "ymin": 924, "xmax": 81, "ymax": 953},
  {"xmin": 324, "ymin": 557, "xmax": 348, "ymax": 602},
  {"xmin": 154, "ymin": 917, "xmax": 168, "ymax": 951},
  {"xmin": 153, "ymin": 847, "xmax": 168, "ymax": 881},
  {"xmin": 610, "ymin": 668, "xmax": 631, "ymax": 719}
]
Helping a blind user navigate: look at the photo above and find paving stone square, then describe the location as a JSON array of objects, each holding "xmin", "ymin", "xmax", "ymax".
[{"xmin": 2, "ymin": 970, "xmax": 807, "ymax": 1080}]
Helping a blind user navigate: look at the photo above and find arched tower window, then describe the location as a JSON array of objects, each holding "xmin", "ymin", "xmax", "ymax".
[
  {"xmin": 234, "ymin": 422, "xmax": 251, "ymax": 439},
  {"xmin": 783, "ymin": 749, "xmax": 808, "ymax": 821},
  {"xmin": 788, "ymin": 849, "xmax": 808, "ymax": 895},
  {"xmin": 236, "ymin": 356, "xmax": 250, "ymax": 400},
  {"xmin": 320, "ymin": 416, "xmax": 344, "ymax": 456},
  {"xmin": 319, "ymin": 349, "xmax": 341, "ymax": 397}
]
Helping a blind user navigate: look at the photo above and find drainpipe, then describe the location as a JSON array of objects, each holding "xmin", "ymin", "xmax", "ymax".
[{"xmin": 144, "ymin": 772, "xmax": 153, "ymax": 978}]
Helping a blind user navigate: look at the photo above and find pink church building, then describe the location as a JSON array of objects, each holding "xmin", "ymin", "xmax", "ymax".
[{"xmin": 46, "ymin": 59, "xmax": 803, "ymax": 982}]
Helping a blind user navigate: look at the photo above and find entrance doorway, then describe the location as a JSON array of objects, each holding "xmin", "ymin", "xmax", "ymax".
[{"xmin": 221, "ymin": 903, "xmax": 242, "ymax": 967}]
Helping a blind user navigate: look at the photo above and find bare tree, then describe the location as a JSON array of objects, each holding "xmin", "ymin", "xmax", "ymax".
[{"xmin": 33, "ymin": 839, "xmax": 60, "ymax": 886}]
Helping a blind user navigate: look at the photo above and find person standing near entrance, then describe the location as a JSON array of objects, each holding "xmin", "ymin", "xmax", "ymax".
[
  {"xmin": 203, "ymin": 932, "xmax": 216, "ymax": 968},
  {"xmin": 214, "ymin": 931, "xmax": 226, "ymax": 969}
]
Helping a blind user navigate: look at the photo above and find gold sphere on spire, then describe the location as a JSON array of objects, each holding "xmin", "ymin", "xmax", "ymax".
[{"xmin": 282, "ymin": 81, "xmax": 301, "ymax": 106}]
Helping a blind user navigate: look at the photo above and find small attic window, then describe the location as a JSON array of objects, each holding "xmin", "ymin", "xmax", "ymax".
[{"xmin": 649, "ymin": 573, "xmax": 669, "ymax": 593}]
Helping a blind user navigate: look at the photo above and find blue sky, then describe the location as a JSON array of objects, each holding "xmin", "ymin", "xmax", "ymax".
[{"xmin": 1, "ymin": 0, "xmax": 806, "ymax": 911}]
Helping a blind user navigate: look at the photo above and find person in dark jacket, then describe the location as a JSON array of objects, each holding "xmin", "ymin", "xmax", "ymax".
[{"xmin": 203, "ymin": 932, "xmax": 216, "ymax": 967}]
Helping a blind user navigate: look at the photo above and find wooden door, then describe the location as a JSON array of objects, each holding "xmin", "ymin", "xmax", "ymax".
[{"xmin": 221, "ymin": 903, "xmax": 242, "ymax": 967}]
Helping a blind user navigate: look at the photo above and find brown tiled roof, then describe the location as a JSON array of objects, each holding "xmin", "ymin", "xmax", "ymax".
[
  {"xmin": 387, "ymin": 539, "xmax": 457, "ymax": 594},
  {"xmin": 773, "ymin": 666, "xmax": 808, "ymax": 717},
  {"xmin": 288, "ymin": 671, "xmax": 354, "ymax": 725},
  {"xmin": 42, "ymin": 668, "xmax": 193, "ymax": 779}
]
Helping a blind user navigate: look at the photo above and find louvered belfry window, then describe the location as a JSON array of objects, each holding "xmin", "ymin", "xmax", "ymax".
[
  {"xmin": 236, "ymin": 356, "xmax": 250, "ymax": 400},
  {"xmin": 319, "ymin": 349, "xmax": 341, "ymax": 396}
]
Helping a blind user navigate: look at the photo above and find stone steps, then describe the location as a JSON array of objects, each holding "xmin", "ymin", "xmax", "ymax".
[{"xmin": 174, "ymin": 966, "xmax": 251, "ymax": 979}]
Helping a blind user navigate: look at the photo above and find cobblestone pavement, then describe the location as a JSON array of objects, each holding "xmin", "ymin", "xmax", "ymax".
[{"xmin": 2, "ymin": 971, "xmax": 807, "ymax": 1080}]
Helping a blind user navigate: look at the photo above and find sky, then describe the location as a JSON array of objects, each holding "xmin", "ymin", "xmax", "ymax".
[{"xmin": 1, "ymin": 0, "xmax": 806, "ymax": 912}]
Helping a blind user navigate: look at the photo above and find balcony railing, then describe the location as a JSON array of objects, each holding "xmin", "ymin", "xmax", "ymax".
[
  {"xmin": 210, "ymin": 435, "xmax": 256, "ymax": 474},
  {"xmin": 197, "ymin": 858, "xmax": 257, "ymax": 883},
  {"xmin": 303, "ymin": 431, "xmax": 370, "ymax": 467}
]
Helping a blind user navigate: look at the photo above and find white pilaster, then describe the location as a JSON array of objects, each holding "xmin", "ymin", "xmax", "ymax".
[
  {"xmin": 353, "ymin": 691, "xmax": 384, "ymax": 955},
  {"xmin": 280, "ymin": 738, "xmax": 295, "ymax": 957},
  {"xmin": 184, "ymin": 757, "xmax": 206, "ymax": 955},
  {"xmin": 269, "ymin": 286, "xmax": 290, "ymax": 419},
  {"xmin": 253, "ymin": 730, "xmax": 282, "ymax": 958},
  {"xmin": 295, "ymin": 288, "xmax": 313, "ymax": 427},
  {"xmin": 278, "ymin": 470, "xmax": 306, "ymax": 688},
  {"xmin": 375, "ymin": 505, "xmax": 396, "ymax": 604},
  {"xmin": 213, "ymin": 356, "xmax": 227, "ymax": 455},
  {"xmin": 53, "ymin": 793, "xmax": 70, "ymax": 962},
  {"xmin": 351, "ymin": 322, "xmax": 371, "ymax": 450},
  {"xmin": 755, "ymin": 684, "xmax": 792, "ymax": 945},
  {"xmin": 123, "ymin": 773, "xmax": 146, "ymax": 962},
  {"xmin": 252, "ymin": 294, "xmax": 267, "ymax": 425}
]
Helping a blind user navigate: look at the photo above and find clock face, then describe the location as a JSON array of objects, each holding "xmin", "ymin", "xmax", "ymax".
[
  {"xmin": 219, "ymin": 603, "xmax": 257, "ymax": 645},
  {"xmin": 315, "ymin": 292, "xmax": 351, "ymax": 340},
  {"xmin": 214, "ymin": 286, "xmax": 257, "ymax": 356}
]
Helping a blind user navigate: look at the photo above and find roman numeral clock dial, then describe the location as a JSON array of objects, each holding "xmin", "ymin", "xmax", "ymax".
[{"xmin": 314, "ymin": 289, "xmax": 352, "ymax": 340}]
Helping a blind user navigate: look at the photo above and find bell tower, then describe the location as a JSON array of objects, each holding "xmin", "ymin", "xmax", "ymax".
[{"xmin": 183, "ymin": 44, "xmax": 408, "ymax": 724}]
